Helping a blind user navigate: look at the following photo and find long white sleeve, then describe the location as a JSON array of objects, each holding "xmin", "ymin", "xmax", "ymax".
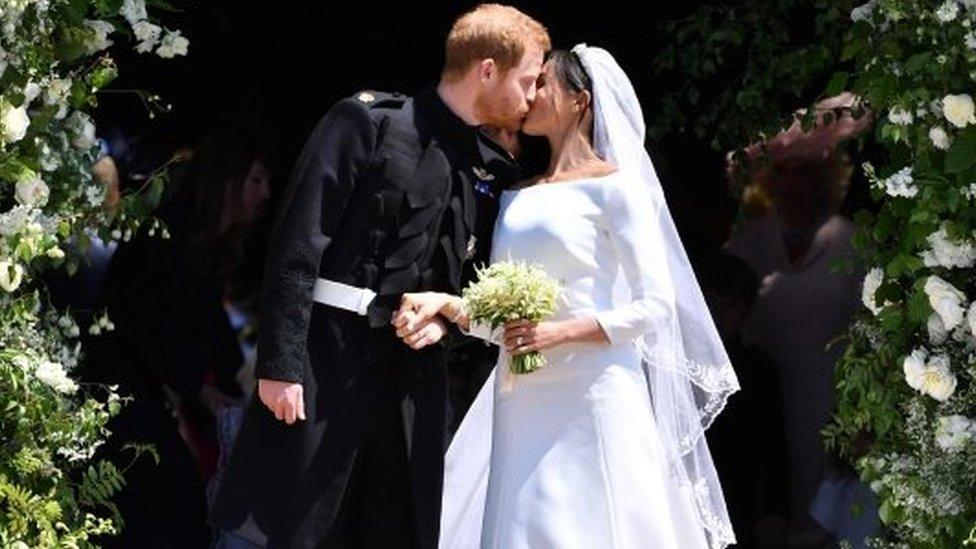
[{"xmin": 593, "ymin": 180, "xmax": 675, "ymax": 347}]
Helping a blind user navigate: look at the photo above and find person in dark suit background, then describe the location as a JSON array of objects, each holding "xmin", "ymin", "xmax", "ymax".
[
  {"xmin": 82, "ymin": 128, "xmax": 272, "ymax": 548},
  {"xmin": 209, "ymin": 5, "xmax": 550, "ymax": 549}
]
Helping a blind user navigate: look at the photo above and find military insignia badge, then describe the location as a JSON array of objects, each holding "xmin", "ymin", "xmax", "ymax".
[{"xmin": 471, "ymin": 165, "xmax": 495, "ymax": 181}]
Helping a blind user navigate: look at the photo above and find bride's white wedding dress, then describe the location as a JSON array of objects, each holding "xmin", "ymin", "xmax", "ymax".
[{"xmin": 439, "ymin": 172, "xmax": 712, "ymax": 549}]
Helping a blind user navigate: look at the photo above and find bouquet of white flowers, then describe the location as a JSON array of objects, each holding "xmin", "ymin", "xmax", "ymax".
[{"xmin": 461, "ymin": 260, "xmax": 561, "ymax": 375}]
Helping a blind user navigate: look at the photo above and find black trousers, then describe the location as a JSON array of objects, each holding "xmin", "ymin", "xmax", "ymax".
[{"xmin": 321, "ymin": 370, "xmax": 416, "ymax": 549}]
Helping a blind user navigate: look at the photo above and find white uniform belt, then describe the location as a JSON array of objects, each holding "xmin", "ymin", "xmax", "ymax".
[{"xmin": 311, "ymin": 278, "xmax": 376, "ymax": 316}]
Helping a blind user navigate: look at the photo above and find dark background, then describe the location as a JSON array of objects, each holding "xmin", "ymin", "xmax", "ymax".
[{"xmin": 94, "ymin": 0, "xmax": 733, "ymax": 292}]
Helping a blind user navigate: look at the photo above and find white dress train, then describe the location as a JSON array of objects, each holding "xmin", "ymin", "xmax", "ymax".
[{"xmin": 439, "ymin": 172, "xmax": 714, "ymax": 549}]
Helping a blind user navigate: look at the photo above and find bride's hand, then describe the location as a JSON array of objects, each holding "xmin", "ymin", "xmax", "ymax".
[
  {"xmin": 503, "ymin": 319, "xmax": 569, "ymax": 355},
  {"xmin": 394, "ymin": 311, "xmax": 449, "ymax": 350},
  {"xmin": 393, "ymin": 292, "xmax": 459, "ymax": 328}
]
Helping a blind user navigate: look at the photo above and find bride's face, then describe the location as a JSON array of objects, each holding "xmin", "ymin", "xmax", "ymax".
[{"xmin": 526, "ymin": 59, "xmax": 594, "ymax": 141}]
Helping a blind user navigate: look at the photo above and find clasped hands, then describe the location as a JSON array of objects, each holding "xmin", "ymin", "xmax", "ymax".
[
  {"xmin": 259, "ymin": 292, "xmax": 574, "ymax": 425},
  {"xmin": 390, "ymin": 291, "xmax": 568, "ymax": 356}
]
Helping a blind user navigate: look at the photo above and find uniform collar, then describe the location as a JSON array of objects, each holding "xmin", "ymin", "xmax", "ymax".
[{"xmin": 416, "ymin": 84, "xmax": 480, "ymax": 159}]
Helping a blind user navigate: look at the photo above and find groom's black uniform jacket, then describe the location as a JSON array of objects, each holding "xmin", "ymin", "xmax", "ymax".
[{"xmin": 210, "ymin": 85, "xmax": 520, "ymax": 549}]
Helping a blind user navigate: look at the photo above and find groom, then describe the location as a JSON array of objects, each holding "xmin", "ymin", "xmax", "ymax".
[{"xmin": 210, "ymin": 4, "xmax": 549, "ymax": 549}]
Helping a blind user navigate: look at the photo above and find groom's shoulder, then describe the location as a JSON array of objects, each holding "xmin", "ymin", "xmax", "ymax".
[{"xmin": 345, "ymin": 89, "xmax": 410, "ymax": 114}]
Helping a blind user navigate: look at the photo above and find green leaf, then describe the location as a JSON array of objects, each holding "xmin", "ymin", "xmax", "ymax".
[
  {"xmin": 945, "ymin": 128, "xmax": 976, "ymax": 173},
  {"xmin": 825, "ymin": 71, "xmax": 849, "ymax": 97}
]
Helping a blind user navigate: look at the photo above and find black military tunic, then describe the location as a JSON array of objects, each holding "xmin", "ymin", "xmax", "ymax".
[{"xmin": 210, "ymin": 85, "xmax": 520, "ymax": 549}]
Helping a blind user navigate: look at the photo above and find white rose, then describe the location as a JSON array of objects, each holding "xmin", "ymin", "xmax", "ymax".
[
  {"xmin": 34, "ymin": 360, "xmax": 78, "ymax": 394},
  {"xmin": 0, "ymin": 260, "xmax": 24, "ymax": 292},
  {"xmin": 851, "ymin": 0, "xmax": 878, "ymax": 21},
  {"xmin": 156, "ymin": 29, "xmax": 189, "ymax": 58},
  {"xmin": 133, "ymin": 20, "xmax": 162, "ymax": 53},
  {"xmin": 0, "ymin": 100, "xmax": 29, "ymax": 143},
  {"xmin": 967, "ymin": 30, "xmax": 976, "ymax": 50},
  {"xmin": 119, "ymin": 0, "xmax": 147, "ymax": 25},
  {"xmin": 83, "ymin": 20, "xmax": 114, "ymax": 54},
  {"xmin": 42, "ymin": 78, "xmax": 71, "ymax": 120},
  {"xmin": 0, "ymin": 205, "xmax": 32, "ymax": 236},
  {"xmin": 38, "ymin": 141, "xmax": 60, "ymax": 172},
  {"xmin": 928, "ymin": 313, "xmax": 949, "ymax": 344},
  {"xmin": 22, "ymin": 80, "xmax": 41, "ymax": 105},
  {"xmin": 929, "ymin": 126, "xmax": 951, "ymax": 150},
  {"xmin": 925, "ymin": 275, "xmax": 967, "ymax": 330},
  {"xmin": 968, "ymin": 301, "xmax": 976, "ymax": 339},
  {"xmin": 862, "ymin": 267, "xmax": 887, "ymax": 315},
  {"xmin": 888, "ymin": 107, "xmax": 914, "ymax": 126},
  {"xmin": 66, "ymin": 111, "xmax": 97, "ymax": 150},
  {"xmin": 45, "ymin": 246, "xmax": 64, "ymax": 260},
  {"xmin": 943, "ymin": 94, "xmax": 976, "ymax": 128},
  {"xmin": 937, "ymin": 0, "xmax": 960, "ymax": 22},
  {"xmin": 935, "ymin": 415, "xmax": 974, "ymax": 451},
  {"xmin": 919, "ymin": 225, "xmax": 976, "ymax": 269},
  {"xmin": 15, "ymin": 174, "xmax": 49, "ymax": 207},
  {"xmin": 922, "ymin": 355, "xmax": 957, "ymax": 401},
  {"xmin": 882, "ymin": 166, "xmax": 918, "ymax": 198},
  {"xmin": 903, "ymin": 347, "xmax": 928, "ymax": 391}
]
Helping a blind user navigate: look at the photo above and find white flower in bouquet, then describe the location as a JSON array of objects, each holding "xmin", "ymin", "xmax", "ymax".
[
  {"xmin": 929, "ymin": 126, "xmax": 951, "ymax": 150},
  {"xmin": 462, "ymin": 260, "xmax": 562, "ymax": 375},
  {"xmin": 925, "ymin": 275, "xmax": 967, "ymax": 330},
  {"xmin": 935, "ymin": 415, "xmax": 975, "ymax": 452},
  {"xmin": 943, "ymin": 94, "xmax": 976, "ymax": 128},
  {"xmin": 119, "ymin": 0, "xmax": 148, "ymax": 26},
  {"xmin": 882, "ymin": 166, "xmax": 918, "ymax": 198},
  {"xmin": 133, "ymin": 20, "xmax": 162, "ymax": 53},
  {"xmin": 66, "ymin": 110, "xmax": 97, "ymax": 150},
  {"xmin": 34, "ymin": 360, "xmax": 78, "ymax": 394},
  {"xmin": 15, "ymin": 173, "xmax": 49, "ymax": 207},
  {"xmin": 919, "ymin": 225, "xmax": 976, "ymax": 269},
  {"xmin": 0, "ymin": 259, "xmax": 25, "ymax": 292},
  {"xmin": 887, "ymin": 106, "xmax": 914, "ymax": 126},
  {"xmin": 903, "ymin": 347, "xmax": 928, "ymax": 390},
  {"xmin": 861, "ymin": 267, "xmax": 888, "ymax": 315},
  {"xmin": 1, "ymin": 100, "xmax": 29, "ymax": 143},
  {"xmin": 936, "ymin": 0, "xmax": 960, "ymax": 22},
  {"xmin": 922, "ymin": 353, "xmax": 957, "ymax": 401},
  {"xmin": 83, "ymin": 20, "xmax": 114, "ymax": 54},
  {"xmin": 156, "ymin": 29, "xmax": 189, "ymax": 59},
  {"xmin": 928, "ymin": 313, "xmax": 949, "ymax": 344},
  {"xmin": 967, "ymin": 30, "xmax": 976, "ymax": 50}
]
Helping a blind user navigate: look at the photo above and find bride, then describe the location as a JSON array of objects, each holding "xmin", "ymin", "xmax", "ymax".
[{"xmin": 393, "ymin": 44, "xmax": 740, "ymax": 549}]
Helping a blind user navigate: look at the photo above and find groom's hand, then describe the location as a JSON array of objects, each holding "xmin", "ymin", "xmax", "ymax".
[
  {"xmin": 258, "ymin": 378, "xmax": 306, "ymax": 425},
  {"xmin": 392, "ymin": 310, "xmax": 448, "ymax": 350}
]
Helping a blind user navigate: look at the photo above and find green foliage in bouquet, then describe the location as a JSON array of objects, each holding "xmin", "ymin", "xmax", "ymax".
[{"xmin": 462, "ymin": 260, "xmax": 561, "ymax": 375}]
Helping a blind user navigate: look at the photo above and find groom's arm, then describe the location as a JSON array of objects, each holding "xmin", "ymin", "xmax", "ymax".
[{"xmin": 255, "ymin": 98, "xmax": 378, "ymax": 384}]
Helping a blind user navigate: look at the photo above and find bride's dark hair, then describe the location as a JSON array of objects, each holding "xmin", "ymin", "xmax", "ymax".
[
  {"xmin": 545, "ymin": 49, "xmax": 592, "ymax": 96},
  {"xmin": 545, "ymin": 49, "xmax": 595, "ymax": 140}
]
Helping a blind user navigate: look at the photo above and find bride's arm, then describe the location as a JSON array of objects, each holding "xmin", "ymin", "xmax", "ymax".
[{"xmin": 591, "ymin": 180, "xmax": 674, "ymax": 346}]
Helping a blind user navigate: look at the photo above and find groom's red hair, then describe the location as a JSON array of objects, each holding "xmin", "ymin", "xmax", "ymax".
[{"xmin": 442, "ymin": 4, "xmax": 550, "ymax": 82}]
